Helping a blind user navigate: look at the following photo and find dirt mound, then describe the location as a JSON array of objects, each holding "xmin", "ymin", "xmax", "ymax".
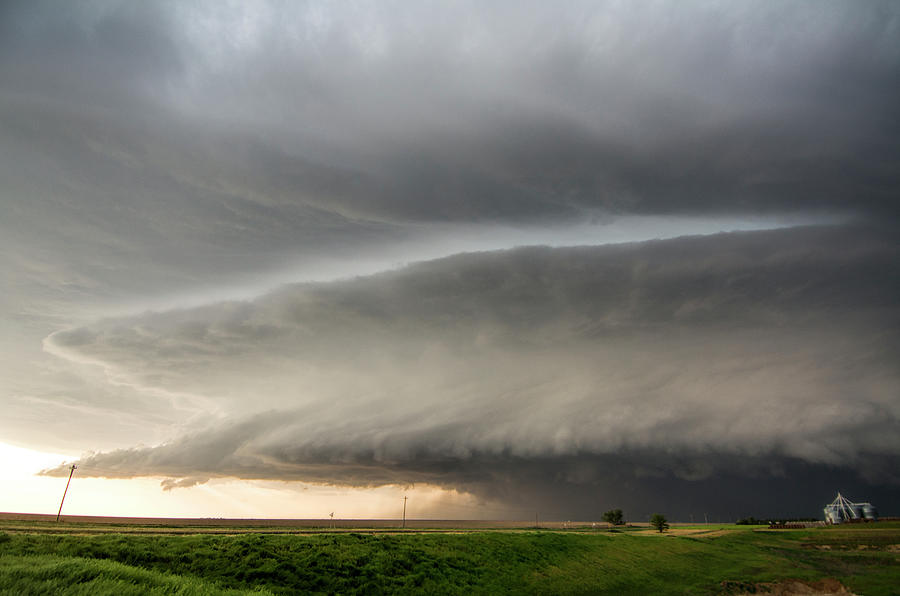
[{"xmin": 721, "ymin": 578, "xmax": 857, "ymax": 595}]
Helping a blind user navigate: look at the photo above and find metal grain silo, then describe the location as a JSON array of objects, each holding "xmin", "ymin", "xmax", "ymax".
[
  {"xmin": 824, "ymin": 505, "xmax": 842, "ymax": 524},
  {"xmin": 861, "ymin": 503, "xmax": 878, "ymax": 521}
]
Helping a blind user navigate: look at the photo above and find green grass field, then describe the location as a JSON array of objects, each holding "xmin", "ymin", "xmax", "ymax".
[{"xmin": 1, "ymin": 522, "xmax": 898, "ymax": 595}]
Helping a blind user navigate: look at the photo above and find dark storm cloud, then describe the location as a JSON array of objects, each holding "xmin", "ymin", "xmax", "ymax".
[
  {"xmin": 4, "ymin": 1, "xmax": 899, "ymax": 517},
  {"xmin": 3, "ymin": 0, "xmax": 899, "ymax": 225},
  {"xmin": 43, "ymin": 225, "xmax": 900, "ymax": 515},
  {"xmin": 0, "ymin": 1, "xmax": 182, "ymax": 113}
]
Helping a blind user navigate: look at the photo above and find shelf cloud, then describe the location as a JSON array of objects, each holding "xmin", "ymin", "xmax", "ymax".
[
  {"xmin": 43, "ymin": 225, "xmax": 900, "ymax": 515},
  {"xmin": 3, "ymin": 0, "xmax": 899, "ymax": 518}
]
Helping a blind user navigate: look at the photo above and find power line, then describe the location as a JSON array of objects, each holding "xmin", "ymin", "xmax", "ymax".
[{"xmin": 56, "ymin": 464, "xmax": 77, "ymax": 522}]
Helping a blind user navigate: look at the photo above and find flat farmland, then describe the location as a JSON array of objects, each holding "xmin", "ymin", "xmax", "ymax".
[
  {"xmin": 0, "ymin": 512, "xmax": 577, "ymax": 533},
  {"xmin": 1, "ymin": 514, "xmax": 898, "ymax": 595}
]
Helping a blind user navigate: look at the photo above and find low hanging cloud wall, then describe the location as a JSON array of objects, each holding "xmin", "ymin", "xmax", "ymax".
[{"xmin": 43, "ymin": 224, "xmax": 900, "ymax": 517}]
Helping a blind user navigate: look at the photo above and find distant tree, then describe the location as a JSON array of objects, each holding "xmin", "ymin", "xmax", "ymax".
[
  {"xmin": 602, "ymin": 509, "xmax": 624, "ymax": 526},
  {"xmin": 650, "ymin": 513, "xmax": 669, "ymax": 533}
]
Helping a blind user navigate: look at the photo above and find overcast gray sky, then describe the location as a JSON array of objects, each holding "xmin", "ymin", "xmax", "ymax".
[{"xmin": 2, "ymin": 0, "xmax": 898, "ymax": 520}]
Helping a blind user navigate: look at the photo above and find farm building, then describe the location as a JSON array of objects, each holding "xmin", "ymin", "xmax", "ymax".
[{"xmin": 823, "ymin": 492, "xmax": 877, "ymax": 524}]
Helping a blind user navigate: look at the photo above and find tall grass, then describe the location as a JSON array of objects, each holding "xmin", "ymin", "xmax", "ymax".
[
  {"xmin": 1, "ymin": 526, "xmax": 898, "ymax": 595},
  {"xmin": 0, "ymin": 554, "xmax": 270, "ymax": 595}
]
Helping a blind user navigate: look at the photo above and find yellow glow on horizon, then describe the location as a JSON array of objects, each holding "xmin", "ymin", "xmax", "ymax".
[{"xmin": 0, "ymin": 442, "xmax": 509, "ymax": 520}]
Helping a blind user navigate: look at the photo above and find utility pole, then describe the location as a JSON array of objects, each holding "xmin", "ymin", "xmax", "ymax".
[
  {"xmin": 402, "ymin": 496, "xmax": 408, "ymax": 529},
  {"xmin": 56, "ymin": 464, "xmax": 77, "ymax": 522},
  {"xmin": 535, "ymin": 512, "xmax": 539, "ymax": 528}
]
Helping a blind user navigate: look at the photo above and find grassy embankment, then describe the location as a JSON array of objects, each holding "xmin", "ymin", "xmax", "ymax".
[{"xmin": 1, "ymin": 522, "xmax": 898, "ymax": 595}]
